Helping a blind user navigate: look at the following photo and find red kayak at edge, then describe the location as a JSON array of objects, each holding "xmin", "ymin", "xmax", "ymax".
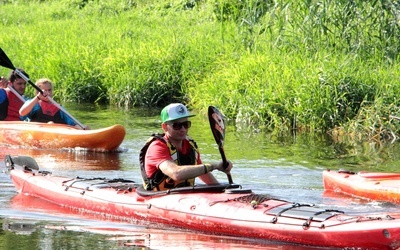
[
  {"xmin": 5, "ymin": 155, "xmax": 400, "ymax": 249},
  {"xmin": 323, "ymin": 169, "xmax": 400, "ymax": 204}
]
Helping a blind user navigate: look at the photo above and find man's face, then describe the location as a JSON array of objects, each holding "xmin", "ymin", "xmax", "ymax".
[
  {"xmin": 163, "ymin": 118, "xmax": 190, "ymax": 141},
  {"xmin": 11, "ymin": 78, "xmax": 27, "ymax": 95}
]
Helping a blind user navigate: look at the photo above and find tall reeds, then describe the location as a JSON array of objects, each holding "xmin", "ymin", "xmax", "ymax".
[{"xmin": 1, "ymin": 0, "xmax": 400, "ymax": 139}]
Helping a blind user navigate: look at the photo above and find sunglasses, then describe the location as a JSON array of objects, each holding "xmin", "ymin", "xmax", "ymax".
[{"xmin": 170, "ymin": 121, "xmax": 191, "ymax": 130}]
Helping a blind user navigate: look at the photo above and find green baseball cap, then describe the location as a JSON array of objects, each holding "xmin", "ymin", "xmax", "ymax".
[{"xmin": 160, "ymin": 103, "xmax": 195, "ymax": 123}]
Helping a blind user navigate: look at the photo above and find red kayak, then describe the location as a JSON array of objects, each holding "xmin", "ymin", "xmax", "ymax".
[
  {"xmin": 323, "ymin": 169, "xmax": 400, "ymax": 204},
  {"xmin": 5, "ymin": 155, "xmax": 400, "ymax": 249}
]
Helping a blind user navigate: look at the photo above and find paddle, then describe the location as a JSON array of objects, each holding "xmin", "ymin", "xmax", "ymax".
[
  {"xmin": 0, "ymin": 56, "xmax": 26, "ymax": 103},
  {"xmin": 208, "ymin": 105, "xmax": 233, "ymax": 184},
  {"xmin": 0, "ymin": 48, "xmax": 86, "ymax": 129},
  {"xmin": 0, "ymin": 78, "xmax": 26, "ymax": 103}
]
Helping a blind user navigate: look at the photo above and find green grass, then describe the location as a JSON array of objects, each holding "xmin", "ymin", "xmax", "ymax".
[{"xmin": 1, "ymin": 0, "xmax": 400, "ymax": 141}]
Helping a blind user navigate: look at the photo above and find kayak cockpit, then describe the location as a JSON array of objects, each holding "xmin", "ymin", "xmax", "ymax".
[{"xmin": 61, "ymin": 177, "xmax": 251, "ymax": 197}]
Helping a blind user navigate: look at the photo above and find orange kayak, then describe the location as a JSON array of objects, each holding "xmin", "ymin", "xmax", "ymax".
[
  {"xmin": 323, "ymin": 169, "xmax": 400, "ymax": 203},
  {"xmin": 0, "ymin": 121, "xmax": 125, "ymax": 151}
]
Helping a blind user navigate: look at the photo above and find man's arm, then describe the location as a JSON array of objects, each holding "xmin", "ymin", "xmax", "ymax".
[{"xmin": 159, "ymin": 160, "xmax": 232, "ymax": 185}]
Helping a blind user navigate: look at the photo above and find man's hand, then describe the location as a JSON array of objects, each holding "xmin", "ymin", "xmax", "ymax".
[
  {"xmin": 213, "ymin": 160, "xmax": 233, "ymax": 173},
  {"xmin": 0, "ymin": 76, "xmax": 9, "ymax": 88}
]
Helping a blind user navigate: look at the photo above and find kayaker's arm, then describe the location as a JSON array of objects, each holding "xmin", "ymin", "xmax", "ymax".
[
  {"xmin": 198, "ymin": 171, "xmax": 219, "ymax": 185},
  {"xmin": 19, "ymin": 94, "xmax": 41, "ymax": 116},
  {"xmin": 159, "ymin": 159, "xmax": 233, "ymax": 184}
]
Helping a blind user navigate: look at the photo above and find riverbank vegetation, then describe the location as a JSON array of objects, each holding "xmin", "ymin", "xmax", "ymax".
[{"xmin": 1, "ymin": 0, "xmax": 400, "ymax": 141}]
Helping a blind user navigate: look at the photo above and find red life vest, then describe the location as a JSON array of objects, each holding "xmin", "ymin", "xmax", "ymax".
[
  {"xmin": 4, "ymin": 89, "xmax": 24, "ymax": 121},
  {"xmin": 31, "ymin": 101, "xmax": 64, "ymax": 124}
]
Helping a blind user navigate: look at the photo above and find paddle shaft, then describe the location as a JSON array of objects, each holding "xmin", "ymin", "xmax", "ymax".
[
  {"xmin": 14, "ymin": 69, "xmax": 85, "ymax": 129},
  {"xmin": 218, "ymin": 143, "xmax": 233, "ymax": 184},
  {"xmin": 0, "ymin": 49, "xmax": 85, "ymax": 129},
  {"xmin": 7, "ymin": 84, "xmax": 26, "ymax": 103}
]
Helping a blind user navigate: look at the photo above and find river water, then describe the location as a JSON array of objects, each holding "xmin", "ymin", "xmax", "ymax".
[{"xmin": 1, "ymin": 104, "xmax": 400, "ymax": 249}]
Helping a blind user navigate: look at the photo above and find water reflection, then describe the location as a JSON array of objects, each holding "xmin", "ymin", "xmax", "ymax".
[
  {"xmin": 0, "ymin": 147, "xmax": 123, "ymax": 170},
  {"xmin": 1, "ymin": 217, "xmax": 322, "ymax": 250},
  {"xmin": 2, "ymin": 219, "xmax": 36, "ymax": 235},
  {"xmin": 222, "ymin": 130, "xmax": 400, "ymax": 173},
  {"xmin": 7, "ymin": 194, "xmax": 327, "ymax": 250}
]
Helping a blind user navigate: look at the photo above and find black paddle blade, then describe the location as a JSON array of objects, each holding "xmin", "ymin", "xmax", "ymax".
[
  {"xmin": 208, "ymin": 106, "xmax": 233, "ymax": 184},
  {"xmin": 0, "ymin": 48, "xmax": 41, "ymax": 93},
  {"xmin": 208, "ymin": 106, "xmax": 225, "ymax": 148},
  {"xmin": 0, "ymin": 48, "xmax": 16, "ymax": 70}
]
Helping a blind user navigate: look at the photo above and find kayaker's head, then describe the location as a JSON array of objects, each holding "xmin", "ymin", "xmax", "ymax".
[
  {"xmin": 35, "ymin": 78, "xmax": 54, "ymax": 101},
  {"xmin": 161, "ymin": 103, "xmax": 195, "ymax": 141},
  {"xmin": 9, "ymin": 68, "xmax": 28, "ymax": 95}
]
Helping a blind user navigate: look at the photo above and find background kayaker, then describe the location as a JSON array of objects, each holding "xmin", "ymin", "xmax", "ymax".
[
  {"xmin": 19, "ymin": 78, "xmax": 90, "ymax": 130},
  {"xmin": 140, "ymin": 103, "xmax": 233, "ymax": 191},
  {"xmin": 0, "ymin": 69, "xmax": 28, "ymax": 121}
]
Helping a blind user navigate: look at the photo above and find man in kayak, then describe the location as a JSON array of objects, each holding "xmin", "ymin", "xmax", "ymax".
[
  {"xmin": 19, "ymin": 78, "xmax": 89, "ymax": 129},
  {"xmin": 0, "ymin": 69, "xmax": 29, "ymax": 121},
  {"xmin": 140, "ymin": 103, "xmax": 233, "ymax": 191}
]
